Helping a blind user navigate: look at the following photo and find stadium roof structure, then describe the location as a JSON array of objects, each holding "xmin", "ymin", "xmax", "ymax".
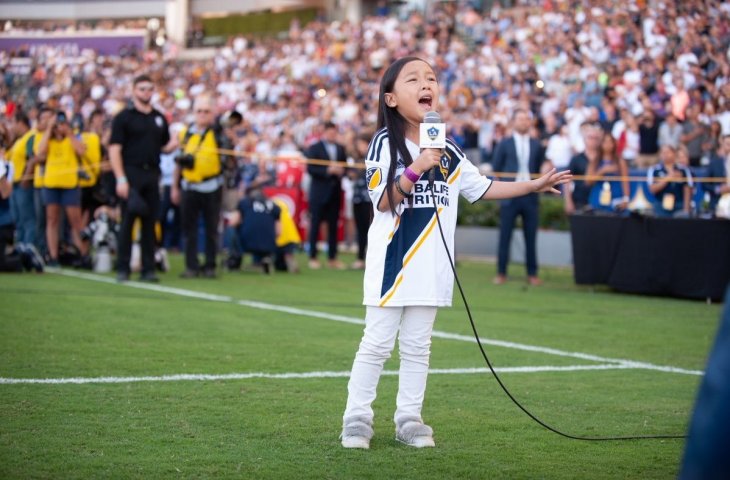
[{"xmin": 0, "ymin": 0, "xmax": 327, "ymax": 20}]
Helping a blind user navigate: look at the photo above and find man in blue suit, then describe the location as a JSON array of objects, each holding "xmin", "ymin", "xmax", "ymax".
[
  {"xmin": 492, "ymin": 109, "xmax": 552, "ymax": 286},
  {"xmin": 305, "ymin": 121, "xmax": 347, "ymax": 269}
]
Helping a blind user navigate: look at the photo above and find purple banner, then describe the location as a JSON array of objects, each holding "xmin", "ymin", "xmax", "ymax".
[{"xmin": 0, "ymin": 31, "xmax": 146, "ymax": 55}]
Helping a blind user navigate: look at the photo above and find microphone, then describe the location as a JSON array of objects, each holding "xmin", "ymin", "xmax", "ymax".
[{"xmin": 419, "ymin": 111, "xmax": 446, "ymax": 186}]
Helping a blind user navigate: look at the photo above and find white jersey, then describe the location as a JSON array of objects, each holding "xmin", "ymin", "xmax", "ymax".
[{"xmin": 363, "ymin": 129, "xmax": 492, "ymax": 307}]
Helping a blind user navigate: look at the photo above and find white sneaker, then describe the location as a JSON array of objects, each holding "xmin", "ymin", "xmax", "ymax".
[
  {"xmin": 340, "ymin": 416, "xmax": 373, "ymax": 449},
  {"xmin": 341, "ymin": 434, "xmax": 370, "ymax": 449},
  {"xmin": 395, "ymin": 416, "xmax": 435, "ymax": 448}
]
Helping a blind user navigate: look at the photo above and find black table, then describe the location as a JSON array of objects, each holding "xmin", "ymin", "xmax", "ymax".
[{"xmin": 569, "ymin": 214, "xmax": 730, "ymax": 301}]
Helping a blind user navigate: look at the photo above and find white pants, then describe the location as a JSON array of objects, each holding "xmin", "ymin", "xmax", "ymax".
[{"xmin": 343, "ymin": 305, "xmax": 438, "ymax": 424}]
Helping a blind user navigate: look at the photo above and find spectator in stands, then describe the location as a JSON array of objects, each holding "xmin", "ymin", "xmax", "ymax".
[
  {"xmin": 648, "ymin": 145, "xmax": 694, "ymax": 217},
  {"xmin": 305, "ymin": 121, "xmax": 347, "ymax": 270},
  {"xmin": 681, "ymin": 104, "xmax": 708, "ymax": 167},
  {"xmin": 110, "ymin": 74, "xmax": 175, "ymax": 282},
  {"xmin": 637, "ymin": 110, "xmax": 660, "ymax": 167},
  {"xmin": 670, "ymin": 77, "xmax": 691, "ymax": 121},
  {"xmin": 704, "ymin": 121, "xmax": 722, "ymax": 161},
  {"xmin": 544, "ymin": 124, "xmax": 573, "ymax": 171},
  {"xmin": 707, "ymin": 135, "xmax": 730, "ymax": 216},
  {"xmin": 598, "ymin": 134, "xmax": 630, "ymax": 211},
  {"xmin": 564, "ymin": 124, "xmax": 603, "ymax": 214},
  {"xmin": 618, "ymin": 113, "xmax": 640, "ymax": 168},
  {"xmin": 493, "ymin": 109, "xmax": 552, "ymax": 286},
  {"xmin": 658, "ymin": 114, "xmax": 683, "ymax": 149},
  {"xmin": 172, "ymin": 93, "xmax": 229, "ymax": 279}
]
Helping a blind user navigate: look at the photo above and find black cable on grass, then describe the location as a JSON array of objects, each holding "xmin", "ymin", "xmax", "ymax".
[{"xmin": 428, "ymin": 188, "xmax": 686, "ymax": 441}]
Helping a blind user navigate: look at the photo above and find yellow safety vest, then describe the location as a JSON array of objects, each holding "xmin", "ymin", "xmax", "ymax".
[{"xmin": 178, "ymin": 127, "xmax": 221, "ymax": 183}]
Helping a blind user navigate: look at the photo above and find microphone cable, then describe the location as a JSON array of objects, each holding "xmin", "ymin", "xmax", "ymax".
[{"xmin": 426, "ymin": 187, "xmax": 687, "ymax": 441}]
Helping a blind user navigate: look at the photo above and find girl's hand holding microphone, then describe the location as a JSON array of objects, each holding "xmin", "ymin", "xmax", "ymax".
[{"xmin": 411, "ymin": 148, "xmax": 442, "ymax": 177}]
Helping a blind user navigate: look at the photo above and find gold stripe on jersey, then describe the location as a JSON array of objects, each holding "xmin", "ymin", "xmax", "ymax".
[
  {"xmin": 447, "ymin": 167, "xmax": 461, "ymax": 185},
  {"xmin": 387, "ymin": 216, "xmax": 401, "ymax": 241}
]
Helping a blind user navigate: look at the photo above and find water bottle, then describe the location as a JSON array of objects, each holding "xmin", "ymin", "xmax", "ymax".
[{"xmin": 94, "ymin": 245, "xmax": 112, "ymax": 273}]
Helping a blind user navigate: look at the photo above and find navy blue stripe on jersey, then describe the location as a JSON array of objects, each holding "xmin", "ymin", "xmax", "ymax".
[
  {"xmin": 367, "ymin": 128, "xmax": 388, "ymax": 163},
  {"xmin": 446, "ymin": 138, "xmax": 466, "ymax": 159},
  {"xmin": 380, "ymin": 208, "xmax": 433, "ymax": 298}
]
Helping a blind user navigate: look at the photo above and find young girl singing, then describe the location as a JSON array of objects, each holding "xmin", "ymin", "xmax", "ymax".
[{"xmin": 341, "ymin": 56, "xmax": 571, "ymax": 449}]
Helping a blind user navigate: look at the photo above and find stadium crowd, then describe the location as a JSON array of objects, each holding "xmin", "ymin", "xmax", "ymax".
[{"xmin": 1, "ymin": 0, "xmax": 729, "ymax": 275}]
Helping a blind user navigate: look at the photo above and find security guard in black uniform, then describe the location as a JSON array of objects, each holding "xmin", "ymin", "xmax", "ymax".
[
  {"xmin": 109, "ymin": 74, "xmax": 176, "ymax": 282},
  {"xmin": 171, "ymin": 93, "xmax": 230, "ymax": 278}
]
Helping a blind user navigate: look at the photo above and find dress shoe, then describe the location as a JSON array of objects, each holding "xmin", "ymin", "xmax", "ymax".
[
  {"xmin": 527, "ymin": 276, "xmax": 543, "ymax": 286},
  {"xmin": 493, "ymin": 274, "xmax": 507, "ymax": 285},
  {"xmin": 139, "ymin": 272, "xmax": 160, "ymax": 283},
  {"xmin": 328, "ymin": 259, "xmax": 346, "ymax": 270}
]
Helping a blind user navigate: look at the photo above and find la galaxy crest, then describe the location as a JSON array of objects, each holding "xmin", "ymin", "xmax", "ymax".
[
  {"xmin": 438, "ymin": 151, "xmax": 450, "ymax": 180},
  {"xmin": 427, "ymin": 125, "xmax": 440, "ymax": 141},
  {"xmin": 366, "ymin": 167, "xmax": 382, "ymax": 190}
]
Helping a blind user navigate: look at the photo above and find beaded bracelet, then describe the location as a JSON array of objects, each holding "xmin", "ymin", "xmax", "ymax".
[
  {"xmin": 403, "ymin": 166, "xmax": 421, "ymax": 183},
  {"xmin": 394, "ymin": 176, "xmax": 412, "ymax": 197}
]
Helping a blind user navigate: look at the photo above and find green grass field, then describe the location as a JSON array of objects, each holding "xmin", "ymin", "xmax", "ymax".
[{"xmin": 0, "ymin": 253, "xmax": 723, "ymax": 479}]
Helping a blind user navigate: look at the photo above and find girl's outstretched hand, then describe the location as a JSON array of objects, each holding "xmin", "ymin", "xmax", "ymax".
[{"xmin": 534, "ymin": 168, "xmax": 572, "ymax": 194}]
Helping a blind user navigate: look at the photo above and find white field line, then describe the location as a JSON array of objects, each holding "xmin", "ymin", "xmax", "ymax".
[
  {"xmin": 50, "ymin": 269, "xmax": 703, "ymax": 376},
  {"xmin": 0, "ymin": 364, "xmax": 636, "ymax": 385}
]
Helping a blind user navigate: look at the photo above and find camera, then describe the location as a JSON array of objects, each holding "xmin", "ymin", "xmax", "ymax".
[
  {"xmin": 175, "ymin": 153, "xmax": 195, "ymax": 169},
  {"xmin": 56, "ymin": 111, "xmax": 67, "ymax": 124}
]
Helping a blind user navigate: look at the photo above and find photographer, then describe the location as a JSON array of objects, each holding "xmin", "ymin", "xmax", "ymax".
[
  {"xmin": 171, "ymin": 93, "xmax": 230, "ymax": 278},
  {"xmin": 35, "ymin": 111, "xmax": 87, "ymax": 267}
]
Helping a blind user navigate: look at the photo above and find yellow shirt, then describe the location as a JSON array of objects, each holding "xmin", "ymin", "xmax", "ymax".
[
  {"xmin": 178, "ymin": 127, "xmax": 221, "ymax": 183},
  {"xmin": 8, "ymin": 129, "xmax": 35, "ymax": 183},
  {"xmin": 39, "ymin": 137, "xmax": 79, "ymax": 189},
  {"xmin": 78, "ymin": 132, "xmax": 101, "ymax": 188},
  {"xmin": 273, "ymin": 198, "xmax": 302, "ymax": 247},
  {"xmin": 29, "ymin": 132, "xmax": 45, "ymax": 188}
]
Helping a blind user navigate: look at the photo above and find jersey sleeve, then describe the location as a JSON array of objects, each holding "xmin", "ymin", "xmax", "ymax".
[
  {"xmin": 365, "ymin": 129, "xmax": 391, "ymax": 207},
  {"xmin": 454, "ymin": 146, "xmax": 492, "ymax": 203}
]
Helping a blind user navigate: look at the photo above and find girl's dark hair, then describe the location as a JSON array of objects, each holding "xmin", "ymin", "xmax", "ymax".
[{"xmin": 377, "ymin": 56, "xmax": 433, "ymax": 214}]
